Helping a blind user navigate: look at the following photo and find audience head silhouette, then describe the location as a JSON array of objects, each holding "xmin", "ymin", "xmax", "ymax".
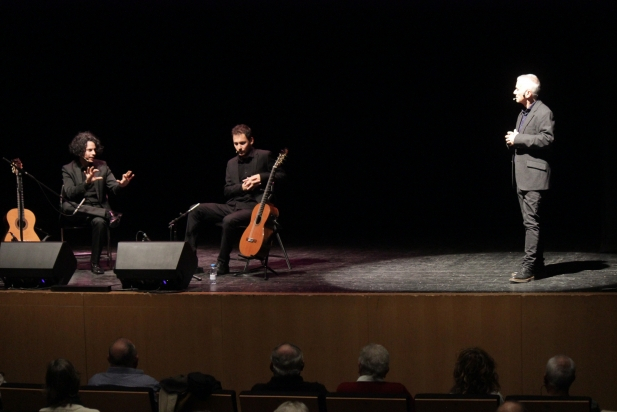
[
  {"xmin": 108, "ymin": 338, "xmax": 138, "ymax": 368},
  {"xmin": 270, "ymin": 343, "xmax": 304, "ymax": 376},
  {"xmin": 544, "ymin": 355, "xmax": 576, "ymax": 396},
  {"xmin": 44, "ymin": 358, "xmax": 81, "ymax": 408},
  {"xmin": 358, "ymin": 343, "xmax": 390, "ymax": 380},
  {"xmin": 451, "ymin": 347, "xmax": 500, "ymax": 395},
  {"xmin": 274, "ymin": 401, "xmax": 309, "ymax": 412},
  {"xmin": 497, "ymin": 400, "xmax": 526, "ymax": 412}
]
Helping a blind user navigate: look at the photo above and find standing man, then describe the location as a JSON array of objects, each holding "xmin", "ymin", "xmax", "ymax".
[
  {"xmin": 505, "ymin": 74, "xmax": 554, "ymax": 283},
  {"xmin": 185, "ymin": 124, "xmax": 285, "ymax": 275},
  {"xmin": 62, "ymin": 131, "xmax": 134, "ymax": 274}
]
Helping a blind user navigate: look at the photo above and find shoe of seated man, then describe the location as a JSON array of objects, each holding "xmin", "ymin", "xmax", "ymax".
[
  {"xmin": 91, "ymin": 261, "xmax": 105, "ymax": 275},
  {"xmin": 216, "ymin": 261, "xmax": 230, "ymax": 276}
]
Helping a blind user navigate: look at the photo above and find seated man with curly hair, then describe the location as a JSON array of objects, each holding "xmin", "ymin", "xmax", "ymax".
[{"xmin": 62, "ymin": 131, "xmax": 134, "ymax": 274}]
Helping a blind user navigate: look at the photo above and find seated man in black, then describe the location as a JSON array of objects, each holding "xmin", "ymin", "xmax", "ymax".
[
  {"xmin": 251, "ymin": 343, "xmax": 327, "ymax": 394},
  {"xmin": 62, "ymin": 131, "xmax": 134, "ymax": 274},
  {"xmin": 185, "ymin": 124, "xmax": 285, "ymax": 275}
]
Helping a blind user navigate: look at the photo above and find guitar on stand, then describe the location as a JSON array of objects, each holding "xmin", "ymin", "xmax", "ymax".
[
  {"xmin": 3, "ymin": 158, "xmax": 40, "ymax": 241},
  {"xmin": 239, "ymin": 149, "xmax": 288, "ymax": 261}
]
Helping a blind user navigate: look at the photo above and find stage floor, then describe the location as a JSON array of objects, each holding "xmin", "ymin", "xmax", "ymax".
[{"xmin": 8, "ymin": 243, "xmax": 615, "ymax": 293}]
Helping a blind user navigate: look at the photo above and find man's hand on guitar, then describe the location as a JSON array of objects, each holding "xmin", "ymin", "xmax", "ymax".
[
  {"xmin": 242, "ymin": 174, "xmax": 261, "ymax": 191},
  {"xmin": 117, "ymin": 170, "xmax": 134, "ymax": 187},
  {"xmin": 84, "ymin": 166, "xmax": 103, "ymax": 184}
]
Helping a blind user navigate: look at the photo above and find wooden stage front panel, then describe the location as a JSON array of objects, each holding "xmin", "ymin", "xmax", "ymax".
[{"xmin": 0, "ymin": 291, "xmax": 615, "ymax": 410}]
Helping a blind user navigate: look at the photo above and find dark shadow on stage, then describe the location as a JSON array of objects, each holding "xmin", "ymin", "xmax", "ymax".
[{"xmin": 541, "ymin": 260, "xmax": 610, "ymax": 279}]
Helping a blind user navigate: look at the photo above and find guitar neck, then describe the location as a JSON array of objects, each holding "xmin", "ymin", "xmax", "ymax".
[
  {"xmin": 256, "ymin": 166, "xmax": 278, "ymax": 217},
  {"xmin": 16, "ymin": 173, "xmax": 25, "ymax": 219}
]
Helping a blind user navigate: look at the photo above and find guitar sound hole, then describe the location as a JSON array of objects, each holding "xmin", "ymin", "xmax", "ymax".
[{"xmin": 15, "ymin": 219, "xmax": 28, "ymax": 229}]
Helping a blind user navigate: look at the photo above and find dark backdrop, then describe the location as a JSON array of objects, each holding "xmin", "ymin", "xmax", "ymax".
[{"xmin": 1, "ymin": 0, "xmax": 614, "ymax": 250}]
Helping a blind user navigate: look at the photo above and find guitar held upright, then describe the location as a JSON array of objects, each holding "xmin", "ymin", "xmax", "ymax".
[
  {"xmin": 239, "ymin": 149, "xmax": 288, "ymax": 259},
  {"xmin": 4, "ymin": 158, "xmax": 40, "ymax": 242}
]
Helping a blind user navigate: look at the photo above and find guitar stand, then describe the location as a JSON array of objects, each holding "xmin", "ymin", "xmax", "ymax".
[
  {"xmin": 236, "ymin": 251, "xmax": 279, "ymax": 281},
  {"xmin": 235, "ymin": 224, "xmax": 291, "ymax": 280}
]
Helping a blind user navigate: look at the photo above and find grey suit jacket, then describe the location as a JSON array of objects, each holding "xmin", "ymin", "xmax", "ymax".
[
  {"xmin": 224, "ymin": 148, "xmax": 285, "ymax": 209},
  {"xmin": 61, "ymin": 159, "xmax": 122, "ymax": 215},
  {"xmin": 512, "ymin": 100, "xmax": 555, "ymax": 191}
]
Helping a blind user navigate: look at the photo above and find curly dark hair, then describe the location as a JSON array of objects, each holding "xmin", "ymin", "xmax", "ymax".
[
  {"xmin": 451, "ymin": 347, "xmax": 500, "ymax": 395},
  {"xmin": 69, "ymin": 131, "xmax": 104, "ymax": 158},
  {"xmin": 44, "ymin": 358, "xmax": 81, "ymax": 407}
]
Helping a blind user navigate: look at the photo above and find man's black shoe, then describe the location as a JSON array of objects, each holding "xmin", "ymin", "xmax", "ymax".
[
  {"xmin": 91, "ymin": 263, "xmax": 105, "ymax": 275},
  {"xmin": 217, "ymin": 262, "xmax": 230, "ymax": 276},
  {"xmin": 108, "ymin": 210, "xmax": 123, "ymax": 229},
  {"xmin": 510, "ymin": 267, "xmax": 534, "ymax": 283}
]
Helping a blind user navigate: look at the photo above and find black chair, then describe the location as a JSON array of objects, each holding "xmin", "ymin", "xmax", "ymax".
[
  {"xmin": 0, "ymin": 383, "xmax": 46, "ymax": 412},
  {"xmin": 213, "ymin": 218, "xmax": 292, "ymax": 280},
  {"xmin": 79, "ymin": 385, "xmax": 157, "ymax": 412},
  {"xmin": 505, "ymin": 395, "xmax": 592, "ymax": 412},
  {"xmin": 326, "ymin": 392, "xmax": 411, "ymax": 412},
  {"xmin": 175, "ymin": 389, "xmax": 238, "ymax": 412},
  {"xmin": 238, "ymin": 391, "xmax": 323, "ymax": 412},
  {"xmin": 414, "ymin": 393, "xmax": 501, "ymax": 412},
  {"xmin": 59, "ymin": 186, "xmax": 112, "ymax": 266}
]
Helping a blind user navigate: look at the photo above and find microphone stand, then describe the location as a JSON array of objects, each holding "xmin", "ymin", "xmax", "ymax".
[
  {"xmin": 168, "ymin": 203, "xmax": 202, "ymax": 281},
  {"xmin": 168, "ymin": 203, "xmax": 200, "ymax": 241},
  {"xmin": 2, "ymin": 157, "xmax": 81, "ymax": 211}
]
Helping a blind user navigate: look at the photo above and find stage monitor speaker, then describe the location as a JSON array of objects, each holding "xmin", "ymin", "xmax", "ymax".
[
  {"xmin": 0, "ymin": 242, "xmax": 77, "ymax": 289},
  {"xmin": 114, "ymin": 241, "xmax": 197, "ymax": 290}
]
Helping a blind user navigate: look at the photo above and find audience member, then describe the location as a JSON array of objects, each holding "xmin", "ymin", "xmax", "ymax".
[
  {"xmin": 496, "ymin": 400, "xmax": 525, "ymax": 412},
  {"xmin": 544, "ymin": 355, "xmax": 600, "ymax": 412},
  {"xmin": 41, "ymin": 358, "xmax": 99, "ymax": 412},
  {"xmin": 450, "ymin": 347, "xmax": 503, "ymax": 404},
  {"xmin": 273, "ymin": 401, "xmax": 309, "ymax": 412},
  {"xmin": 336, "ymin": 343, "xmax": 411, "ymax": 396},
  {"xmin": 87, "ymin": 338, "xmax": 159, "ymax": 391},
  {"xmin": 251, "ymin": 343, "xmax": 327, "ymax": 394}
]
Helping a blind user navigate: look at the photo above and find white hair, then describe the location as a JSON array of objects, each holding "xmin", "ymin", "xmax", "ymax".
[
  {"xmin": 517, "ymin": 74, "xmax": 541, "ymax": 98},
  {"xmin": 274, "ymin": 401, "xmax": 309, "ymax": 412},
  {"xmin": 358, "ymin": 343, "xmax": 390, "ymax": 379},
  {"xmin": 546, "ymin": 355, "xmax": 576, "ymax": 390}
]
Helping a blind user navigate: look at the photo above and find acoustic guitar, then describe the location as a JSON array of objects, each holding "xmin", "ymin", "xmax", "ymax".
[
  {"xmin": 4, "ymin": 158, "xmax": 40, "ymax": 241},
  {"xmin": 239, "ymin": 149, "xmax": 288, "ymax": 259}
]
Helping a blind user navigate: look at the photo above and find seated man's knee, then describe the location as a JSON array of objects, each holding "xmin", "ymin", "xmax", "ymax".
[{"xmin": 91, "ymin": 217, "xmax": 107, "ymax": 228}]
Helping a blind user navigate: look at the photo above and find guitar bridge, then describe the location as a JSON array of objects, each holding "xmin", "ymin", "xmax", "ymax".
[{"xmin": 246, "ymin": 238, "xmax": 256, "ymax": 243}]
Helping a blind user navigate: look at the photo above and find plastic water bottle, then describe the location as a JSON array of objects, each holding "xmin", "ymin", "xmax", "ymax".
[{"xmin": 209, "ymin": 263, "xmax": 217, "ymax": 284}]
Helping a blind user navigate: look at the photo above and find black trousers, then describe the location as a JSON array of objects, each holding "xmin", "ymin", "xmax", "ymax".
[
  {"xmin": 184, "ymin": 203, "xmax": 253, "ymax": 264},
  {"xmin": 63, "ymin": 210, "xmax": 108, "ymax": 264},
  {"xmin": 517, "ymin": 188, "xmax": 546, "ymax": 270}
]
